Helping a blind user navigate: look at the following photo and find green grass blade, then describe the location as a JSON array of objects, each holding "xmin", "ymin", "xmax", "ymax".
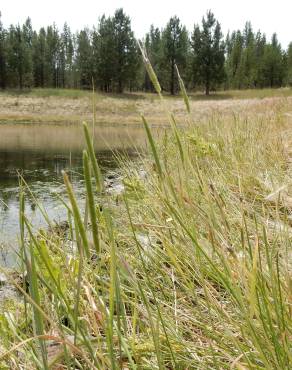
[
  {"xmin": 63, "ymin": 171, "xmax": 90, "ymax": 258},
  {"xmin": 83, "ymin": 122, "xmax": 103, "ymax": 193},
  {"xmin": 83, "ymin": 150, "xmax": 100, "ymax": 254},
  {"xmin": 141, "ymin": 115, "xmax": 163, "ymax": 178}
]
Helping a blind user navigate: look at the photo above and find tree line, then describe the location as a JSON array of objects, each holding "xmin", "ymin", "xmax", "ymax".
[{"xmin": 0, "ymin": 8, "xmax": 292, "ymax": 95}]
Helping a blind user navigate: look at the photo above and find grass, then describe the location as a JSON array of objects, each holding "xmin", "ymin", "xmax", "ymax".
[
  {"xmin": 1, "ymin": 87, "xmax": 292, "ymax": 127},
  {"xmin": 0, "ymin": 88, "xmax": 148, "ymax": 101},
  {"xmin": 0, "ymin": 88, "xmax": 93, "ymax": 99},
  {"xmin": 1, "ymin": 87, "xmax": 292, "ymax": 101},
  {"xmin": 188, "ymin": 87, "xmax": 292, "ymax": 100},
  {"xmin": 0, "ymin": 67, "xmax": 292, "ymax": 368}
]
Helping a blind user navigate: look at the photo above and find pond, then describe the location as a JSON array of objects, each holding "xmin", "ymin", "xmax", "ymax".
[{"xmin": 0, "ymin": 123, "xmax": 148, "ymax": 267}]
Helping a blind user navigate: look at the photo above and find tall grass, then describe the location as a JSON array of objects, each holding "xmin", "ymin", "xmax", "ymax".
[{"xmin": 0, "ymin": 58, "xmax": 292, "ymax": 369}]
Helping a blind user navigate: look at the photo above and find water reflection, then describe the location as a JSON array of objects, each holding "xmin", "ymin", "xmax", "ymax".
[
  {"xmin": 0, "ymin": 123, "xmax": 147, "ymax": 266},
  {"xmin": 0, "ymin": 123, "xmax": 147, "ymax": 153}
]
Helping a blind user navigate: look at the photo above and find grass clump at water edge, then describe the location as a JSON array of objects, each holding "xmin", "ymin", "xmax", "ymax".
[{"xmin": 0, "ymin": 62, "xmax": 292, "ymax": 369}]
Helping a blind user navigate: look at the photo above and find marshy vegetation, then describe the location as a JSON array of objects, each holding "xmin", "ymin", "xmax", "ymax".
[{"xmin": 0, "ymin": 57, "xmax": 292, "ymax": 369}]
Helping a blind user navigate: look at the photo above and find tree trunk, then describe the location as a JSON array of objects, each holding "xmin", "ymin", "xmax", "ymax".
[
  {"xmin": 170, "ymin": 58, "xmax": 175, "ymax": 95},
  {"xmin": 118, "ymin": 79, "xmax": 123, "ymax": 93},
  {"xmin": 205, "ymin": 64, "xmax": 211, "ymax": 95},
  {"xmin": 18, "ymin": 66, "xmax": 23, "ymax": 89},
  {"xmin": 0, "ymin": 65, "xmax": 6, "ymax": 89},
  {"xmin": 205, "ymin": 81, "xmax": 210, "ymax": 96},
  {"xmin": 41, "ymin": 65, "xmax": 44, "ymax": 88}
]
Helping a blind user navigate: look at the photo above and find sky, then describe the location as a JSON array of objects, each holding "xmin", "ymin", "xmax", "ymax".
[{"xmin": 1, "ymin": 0, "xmax": 291, "ymax": 48}]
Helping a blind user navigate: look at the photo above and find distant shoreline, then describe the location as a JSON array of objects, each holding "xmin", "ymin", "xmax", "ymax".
[{"xmin": 0, "ymin": 88, "xmax": 292, "ymax": 126}]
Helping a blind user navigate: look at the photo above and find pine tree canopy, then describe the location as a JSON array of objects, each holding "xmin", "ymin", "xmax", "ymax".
[{"xmin": 0, "ymin": 8, "xmax": 291, "ymax": 93}]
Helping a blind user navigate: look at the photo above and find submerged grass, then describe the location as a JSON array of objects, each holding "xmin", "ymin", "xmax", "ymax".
[{"xmin": 1, "ymin": 63, "xmax": 292, "ymax": 369}]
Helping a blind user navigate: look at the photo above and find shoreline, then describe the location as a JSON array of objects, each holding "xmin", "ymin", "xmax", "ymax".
[{"xmin": 0, "ymin": 89, "xmax": 292, "ymax": 126}]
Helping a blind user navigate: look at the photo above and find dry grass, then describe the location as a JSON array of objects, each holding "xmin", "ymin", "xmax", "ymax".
[{"xmin": 0, "ymin": 90, "xmax": 291, "ymax": 127}]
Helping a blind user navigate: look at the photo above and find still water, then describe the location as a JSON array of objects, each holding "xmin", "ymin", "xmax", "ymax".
[{"xmin": 0, "ymin": 123, "xmax": 147, "ymax": 266}]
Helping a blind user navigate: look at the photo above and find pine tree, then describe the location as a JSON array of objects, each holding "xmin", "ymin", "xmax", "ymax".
[
  {"xmin": 161, "ymin": 16, "xmax": 188, "ymax": 95},
  {"xmin": 287, "ymin": 43, "xmax": 292, "ymax": 86},
  {"xmin": 32, "ymin": 28, "xmax": 47, "ymax": 87},
  {"xmin": 225, "ymin": 31, "xmax": 244, "ymax": 88},
  {"xmin": 60, "ymin": 23, "xmax": 74, "ymax": 88},
  {"xmin": 239, "ymin": 22, "xmax": 258, "ymax": 87},
  {"xmin": 45, "ymin": 25, "xmax": 60, "ymax": 87},
  {"xmin": 22, "ymin": 17, "xmax": 33, "ymax": 86},
  {"xmin": 76, "ymin": 28, "xmax": 93, "ymax": 89},
  {"xmin": 92, "ymin": 15, "xmax": 116, "ymax": 92},
  {"xmin": 262, "ymin": 34, "xmax": 284, "ymax": 87},
  {"xmin": 6, "ymin": 23, "xmax": 32, "ymax": 88},
  {"xmin": 0, "ymin": 12, "xmax": 7, "ymax": 89},
  {"xmin": 254, "ymin": 31, "xmax": 266, "ymax": 87},
  {"xmin": 112, "ymin": 8, "xmax": 139, "ymax": 93},
  {"xmin": 191, "ymin": 11, "xmax": 225, "ymax": 95},
  {"xmin": 92, "ymin": 9, "xmax": 139, "ymax": 93}
]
